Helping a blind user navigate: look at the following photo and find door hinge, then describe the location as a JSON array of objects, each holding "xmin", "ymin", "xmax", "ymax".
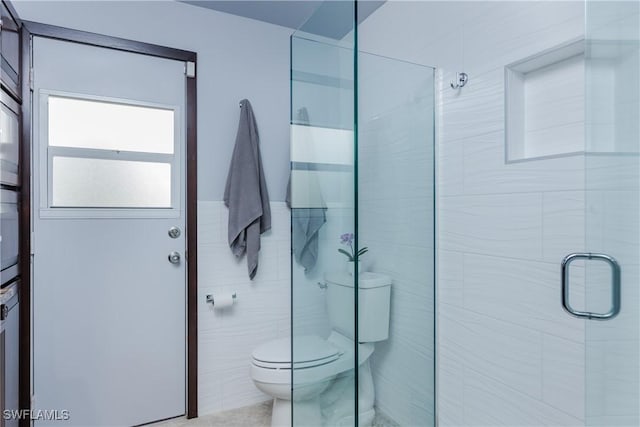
[
  {"xmin": 30, "ymin": 231, "xmax": 35, "ymax": 255},
  {"xmin": 29, "ymin": 68, "xmax": 34, "ymax": 90},
  {"xmin": 31, "ymin": 394, "xmax": 36, "ymax": 410},
  {"xmin": 185, "ymin": 61, "xmax": 195, "ymax": 78}
]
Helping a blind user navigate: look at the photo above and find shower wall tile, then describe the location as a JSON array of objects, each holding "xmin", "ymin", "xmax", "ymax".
[
  {"xmin": 436, "ymin": 340, "xmax": 465, "ymax": 427},
  {"xmin": 437, "ymin": 136, "xmax": 464, "ymax": 196},
  {"xmin": 357, "ymin": 1, "xmax": 489, "ymax": 68},
  {"xmin": 197, "ymin": 201, "xmax": 291, "ymax": 415},
  {"xmin": 542, "ymin": 334, "xmax": 586, "ymax": 420},
  {"xmin": 462, "ymin": 2, "xmax": 584, "ymax": 76},
  {"xmin": 585, "ymin": 155, "xmax": 640, "ymax": 191},
  {"xmin": 600, "ymin": 190, "xmax": 640, "ymax": 267},
  {"xmin": 439, "ymin": 304, "xmax": 544, "ymax": 400},
  {"xmin": 585, "ymin": 340, "xmax": 640, "ymax": 420},
  {"xmin": 437, "ymin": 250, "xmax": 463, "ymax": 306},
  {"xmin": 463, "ymin": 367, "xmax": 584, "ymax": 427},
  {"xmin": 463, "ymin": 131, "xmax": 585, "ymax": 195},
  {"xmin": 439, "ymin": 193, "xmax": 543, "ymax": 259},
  {"xmin": 439, "ymin": 67, "xmax": 504, "ymax": 143},
  {"xmin": 542, "ymin": 191, "xmax": 586, "ymax": 263},
  {"xmin": 479, "ymin": 13, "xmax": 585, "ymax": 76},
  {"xmin": 462, "ymin": 253, "xmax": 585, "ymax": 343}
]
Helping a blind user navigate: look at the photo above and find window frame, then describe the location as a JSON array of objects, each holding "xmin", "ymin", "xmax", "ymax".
[{"xmin": 38, "ymin": 90, "xmax": 183, "ymax": 218}]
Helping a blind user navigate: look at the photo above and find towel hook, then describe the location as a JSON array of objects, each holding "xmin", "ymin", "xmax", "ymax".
[{"xmin": 450, "ymin": 72, "xmax": 468, "ymax": 89}]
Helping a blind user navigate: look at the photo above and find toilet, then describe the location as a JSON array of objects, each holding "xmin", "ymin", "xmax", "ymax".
[{"xmin": 250, "ymin": 272, "xmax": 392, "ymax": 427}]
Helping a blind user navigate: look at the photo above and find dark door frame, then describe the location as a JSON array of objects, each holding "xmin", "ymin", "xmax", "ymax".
[{"xmin": 19, "ymin": 22, "xmax": 198, "ymax": 425}]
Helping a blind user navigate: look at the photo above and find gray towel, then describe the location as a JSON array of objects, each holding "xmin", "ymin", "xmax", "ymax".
[
  {"xmin": 286, "ymin": 107, "xmax": 327, "ymax": 273},
  {"xmin": 224, "ymin": 99, "xmax": 271, "ymax": 279},
  {"xmin": 287, "ymin": 192, "xmax": 326, "ymax": 273}
]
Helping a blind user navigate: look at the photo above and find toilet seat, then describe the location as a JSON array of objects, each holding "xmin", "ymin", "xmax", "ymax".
[
  {"xmin": 250, "ymin": 333, "xmax": 356, "ymax": 386},
  {"xmin": 252, "ymin": 335, "xmax": 342, "ymax": 369}
]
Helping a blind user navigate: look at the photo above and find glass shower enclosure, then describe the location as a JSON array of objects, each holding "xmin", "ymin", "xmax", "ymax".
[
  {"xmin": 584, "ymin": 1, "xmax": 639, "ymax": 425},
  {"xmin": 289, "ymin": 0, "xmax": 639, "ymax": 426},
  {"xmin": 289, "ymin": 1, "xmax": 436, "ymax": 426}
]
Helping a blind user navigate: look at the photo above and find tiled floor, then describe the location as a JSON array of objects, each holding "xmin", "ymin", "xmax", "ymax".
[
  {"xmin": 150, "ymin": 401, "xmax": 400, "ymax": 427},
  {"xmin": 149, "ymin": 401, "xmax": 272, "ymax": 427},
  {"xmin": 372, "ymin": 412, "xmax": 400, "ymax": 427}
]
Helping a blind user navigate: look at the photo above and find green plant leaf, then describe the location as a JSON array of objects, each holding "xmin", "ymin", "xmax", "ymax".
[{"xmin": 338, "ymin": 249, "xmax": 354, "ymax": 261}]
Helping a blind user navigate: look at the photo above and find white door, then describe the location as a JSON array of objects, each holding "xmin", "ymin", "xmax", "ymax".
[{"xmin": 32, "ymin": 37, "xmax": 187, "ymax": 426}]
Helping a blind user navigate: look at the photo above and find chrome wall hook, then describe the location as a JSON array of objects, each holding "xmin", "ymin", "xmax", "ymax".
[{"xmin": 450, "ymin": 72, "xmax": 468, "ymax": 89}]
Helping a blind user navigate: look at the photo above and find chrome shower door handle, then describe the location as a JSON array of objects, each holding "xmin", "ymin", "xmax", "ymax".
[{"xmin": 561, "ymin": 253, "xmax": 621, "ymax": 320}]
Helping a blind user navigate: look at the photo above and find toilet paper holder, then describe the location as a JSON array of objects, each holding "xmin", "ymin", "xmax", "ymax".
[{"xmin": 206, "ymin": 293, "xmax": 237, "ymax": 305}]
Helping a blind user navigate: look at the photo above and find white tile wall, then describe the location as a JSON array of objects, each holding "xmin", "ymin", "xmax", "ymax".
[
  {"xmin": 360, "ymin": 2, "xmax": 590, "ymax": 426},
  {"xmin": 542, "ymin": 334, "xmax": 585, "ymax": 420},
  {"xmin": 198, "ymin": 201, "xmax": 291, "ymax": 415}
]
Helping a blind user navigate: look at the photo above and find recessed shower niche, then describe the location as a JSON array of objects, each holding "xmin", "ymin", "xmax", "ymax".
[{"xmin": 505, "ymin": 40, "xmax": 585, "ymax": 161}]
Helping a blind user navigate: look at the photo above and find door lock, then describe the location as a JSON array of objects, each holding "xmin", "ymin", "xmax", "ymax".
[
  {"xmin": 168, "ymin": 251, "xmax": 181, "ymax": 264},
  {"xmin": 168, "ymin": 226, "xmax": 181, "ymax": 239}
]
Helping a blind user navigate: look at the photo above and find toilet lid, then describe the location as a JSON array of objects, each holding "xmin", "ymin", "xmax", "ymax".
[{"xmin": 252, "ymin": 335, "xmax": 341, "ymax": 369}]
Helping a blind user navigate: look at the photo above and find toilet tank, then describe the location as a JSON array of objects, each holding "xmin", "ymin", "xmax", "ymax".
[{"xmin": 324, "ymin": 272, "xmax": 391, "ymax": 343}]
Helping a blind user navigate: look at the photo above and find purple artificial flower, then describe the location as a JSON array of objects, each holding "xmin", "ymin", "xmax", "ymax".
[{"xmin": 340, "ymin": 233, "xmax": 354, "ymax": 246}]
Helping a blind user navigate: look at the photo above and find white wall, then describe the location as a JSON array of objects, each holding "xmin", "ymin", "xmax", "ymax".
[
  {"xmin": 13, "ymin": 0, "xmax": 293, "ymax": 416},
  {"xmin": 360, "ymin": 2, "xmax": 588, "ymax": 425}
]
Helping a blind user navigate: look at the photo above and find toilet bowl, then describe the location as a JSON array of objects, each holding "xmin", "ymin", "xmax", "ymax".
[
  {"xmin": 250, "ymin": 332, "xmax": 374, "ymax": 427},
  {"xmin": 250, "ymin": 272, "xmax": 392, "ymax": 427}
]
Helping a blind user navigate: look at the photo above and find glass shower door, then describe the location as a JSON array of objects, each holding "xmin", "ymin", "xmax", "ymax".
[
  {"xmin": 584, "ymin": 1, "xmax": 639, "ymax": 425},
  {"xmin": 289, "ymin": 3, "xmax": 436, "ymax": 426},
  {"xmin": 290, "ymin": 2, "xmax": 357, "ymax": 426},
  {"xmin": 357, "ymin": 52, "xmax": 436, "ymax": 426}
]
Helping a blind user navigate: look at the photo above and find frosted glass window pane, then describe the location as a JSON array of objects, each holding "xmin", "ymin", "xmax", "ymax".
[
  {"xmin": 48, "ymin": 96, "xmax": 174, "ymax": 154},
  {"xmin": 52, "ymin": 157, "xmax": 171, "ymax": 208}
]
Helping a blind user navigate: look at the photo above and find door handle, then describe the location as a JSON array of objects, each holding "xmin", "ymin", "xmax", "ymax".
[
  {"xmin": 561, "ymin": 252, "xmax": 621, "ymax": 320},
  {"xmin": 168, "ymin": 226, "xmax": 181, "ymax": 239},
  {"xmin": 168, "ymin": 251, "xmax": 181, "ymax": 264}
]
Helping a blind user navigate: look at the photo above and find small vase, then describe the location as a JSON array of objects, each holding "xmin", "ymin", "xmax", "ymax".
[{"xmin": 347, "ymin": 260, "xmax": 361, "ymax": 276}]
